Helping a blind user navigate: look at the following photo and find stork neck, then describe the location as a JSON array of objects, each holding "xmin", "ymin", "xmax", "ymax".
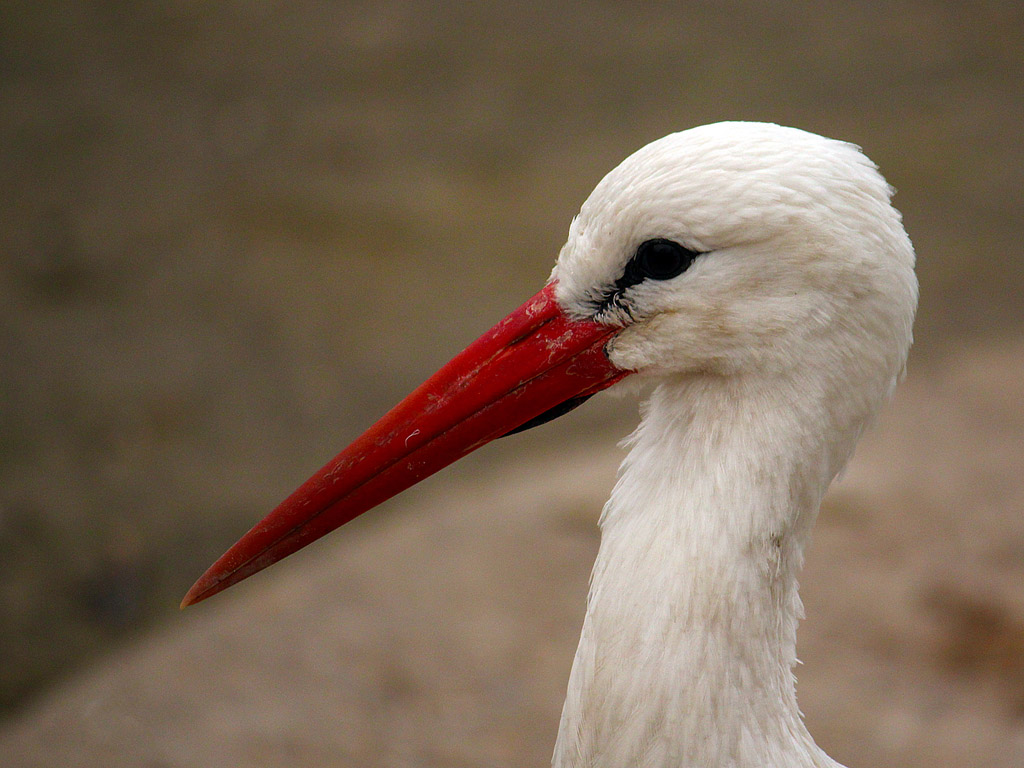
[{"xmin": 553, "ymin": 375, "xmax": 853, "ymax": 768}]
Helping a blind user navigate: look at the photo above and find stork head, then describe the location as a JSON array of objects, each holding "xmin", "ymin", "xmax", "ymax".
[
  {"xmin": 182, "ymin": 122, "xmax": 916, "ymax": 607},
  {"xmin": 555, "ymin": 122, "xmax": 916, "ymax": 384}
]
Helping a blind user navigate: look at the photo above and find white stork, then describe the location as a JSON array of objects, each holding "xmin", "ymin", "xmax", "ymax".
[{"xmin": 183, "ymin": 122, "xmax": 917, "ymax": 768}]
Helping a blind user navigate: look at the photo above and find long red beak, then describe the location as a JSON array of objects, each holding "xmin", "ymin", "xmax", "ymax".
[{"xmin": 181, "ymin": 282, "xmax": 629, "ymax": 607}]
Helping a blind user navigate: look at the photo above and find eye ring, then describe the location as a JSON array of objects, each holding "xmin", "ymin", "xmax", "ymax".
[{"xmin": 589, "ymin": 238, "xmax": 701, "ymax": 318}]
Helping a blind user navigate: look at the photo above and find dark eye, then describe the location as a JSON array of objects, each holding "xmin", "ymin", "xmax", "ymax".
[
  {"xmin": 631, "ymin": 238, "xmax": 696, "ymax": 281},
  {"xmin": 589, "ymin": 238, "xmax": 701, "ymax": 318}
]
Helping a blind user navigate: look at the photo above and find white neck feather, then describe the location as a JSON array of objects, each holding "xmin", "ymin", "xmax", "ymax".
[{"xmin": 552, "ymin": 374, "xmax": 867, "ymax": 768}]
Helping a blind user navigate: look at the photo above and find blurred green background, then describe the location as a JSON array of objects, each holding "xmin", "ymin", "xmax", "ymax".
[{"xmin": 1, "ymin": 0, "xmax": 1021, "ymax": 744}]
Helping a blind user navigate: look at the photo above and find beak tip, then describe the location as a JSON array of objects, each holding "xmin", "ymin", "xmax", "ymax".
[
  {"xmin": 180, "ymin": 573, "xmax": 218, "ymax": 609},
  {"xmin": 179, "ymin": 586, "xmax": 202, "ymax": 610}
]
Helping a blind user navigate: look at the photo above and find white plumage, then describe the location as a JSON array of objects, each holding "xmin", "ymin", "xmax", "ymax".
[
  {"xmin": 186, "ymin": 121, "xmax": 917, "ymax": 768},
  {"xmin": 550, "ymin": 122, "xmax": 916, "ymax": 767}
]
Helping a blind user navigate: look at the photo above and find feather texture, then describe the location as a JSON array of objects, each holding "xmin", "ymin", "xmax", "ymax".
[{"xmin": 549, "ymin": 123, "xmax": 916, "ymax": 767}]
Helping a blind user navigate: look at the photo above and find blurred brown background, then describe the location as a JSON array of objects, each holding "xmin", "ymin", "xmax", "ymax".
[{"xmin": 1, "ymin": 2, "xmax": 1022, "ymax": 766}]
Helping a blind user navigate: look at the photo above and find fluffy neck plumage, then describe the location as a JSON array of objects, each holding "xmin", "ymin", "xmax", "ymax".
[{"xmin": 552, "ymin": 374, "xmax": 867, "ymax": 768}]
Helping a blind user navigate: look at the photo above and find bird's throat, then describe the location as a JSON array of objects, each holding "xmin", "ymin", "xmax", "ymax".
[{"xmin": 552, "ymin": 376, "xmax": 851, "ymax": 768}]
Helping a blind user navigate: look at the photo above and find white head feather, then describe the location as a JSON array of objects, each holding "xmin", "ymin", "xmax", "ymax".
[
  {"xmin": 554, "ymin": 121, "xmax": 915, "ymax": 381},
  {"xmin": 547, "ymin": 122, "xmax": 916, "ymax": 768}
]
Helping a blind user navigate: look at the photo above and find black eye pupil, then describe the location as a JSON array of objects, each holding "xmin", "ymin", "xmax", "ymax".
[{"xmin": 632, "ymin": 238, "xmax": 695, "ymax": 281}]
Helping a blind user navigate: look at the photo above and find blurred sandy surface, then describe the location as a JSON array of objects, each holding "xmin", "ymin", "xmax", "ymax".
[
  {"xmin": 2, "ymin": 1, "xmax": 1023, "ymax": 765},
  {"xmin": 2, "ymin": 340, "xmax": 1024, "ymax": 767}
]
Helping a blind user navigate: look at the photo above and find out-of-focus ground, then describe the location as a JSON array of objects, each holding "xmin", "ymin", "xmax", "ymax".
[
  {"xmin": 3, "ymin": 349, "xmax": 1024, "ymax": 768},
  {"xmin": 1, "ymin": 2, "xmax": 1022, "ymax": 766}
]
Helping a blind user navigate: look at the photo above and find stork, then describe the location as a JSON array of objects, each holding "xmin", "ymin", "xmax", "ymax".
[{"xmin": 182, "ymin": 122, "xmax": 917, "ymax": 767}]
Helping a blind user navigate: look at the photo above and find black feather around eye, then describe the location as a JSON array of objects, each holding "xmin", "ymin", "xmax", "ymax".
[{"xmin": 591, "ymin": 239, "xmax": 699, "ymax": 317}]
